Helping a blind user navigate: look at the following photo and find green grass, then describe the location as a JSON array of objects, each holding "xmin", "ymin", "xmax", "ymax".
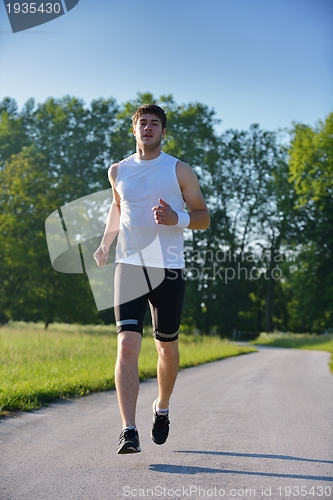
[
  {"xmin": 0, "ymin": 321, "xmax": 256, "ymax": 417},
  {"xmin": 252, "ymin": 332, "xmax": 333, "ymax": 374}
]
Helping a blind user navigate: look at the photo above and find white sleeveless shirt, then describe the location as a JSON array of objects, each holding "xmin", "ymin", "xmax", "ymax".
[{"xmin": 115, "ymin": 152, "xmax": 186, "ymax": 268}]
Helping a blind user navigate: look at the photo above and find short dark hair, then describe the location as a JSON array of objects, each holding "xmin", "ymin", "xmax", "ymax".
[{"xmin": 132, "ymin": 104, "xmax": 167, "ymax": 130}]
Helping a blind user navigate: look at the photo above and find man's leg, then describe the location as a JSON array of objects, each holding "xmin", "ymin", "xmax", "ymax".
[
  {"xmin": 150, "ymin": 338, "xmax": 179, "ymax": 445},
  {"xmin": 148, "ymin": 268, "xmax": 185, "ymax": 444},
  {"xmin": 115, "ymin": 330, "xmax": 142, "ymax": 429},
  {"xmin": 113, "ymin": 263, "xmax": 148, "ymax": 453},
  {"xmin": 154, "ymin": 338, "xmax": 179, "ymax": 409}
]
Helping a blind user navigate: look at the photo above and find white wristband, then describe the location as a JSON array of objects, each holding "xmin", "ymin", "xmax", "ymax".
[{"xmin": 176, "ymin": 211, "xmax": 190, "ymax": 228}]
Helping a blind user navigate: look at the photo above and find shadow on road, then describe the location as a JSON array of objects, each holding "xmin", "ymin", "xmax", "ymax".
[
  {"xmin": 174, "ymin": 450, "xmax": 333, "ymax": 465},
  {"xmin": 149, "ymin": 463, "xmax": 333, "ymax": 481}
]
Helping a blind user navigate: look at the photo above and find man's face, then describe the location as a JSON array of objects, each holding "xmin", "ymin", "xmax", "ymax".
[{"xmin": 133, "ymin": 113, "xmax": 166, "ymax": 150}]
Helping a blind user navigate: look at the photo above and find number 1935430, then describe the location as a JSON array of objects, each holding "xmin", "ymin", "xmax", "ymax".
[{"xmin": 6, "ymin": 3, "xmax": 61, "ymax": 14}]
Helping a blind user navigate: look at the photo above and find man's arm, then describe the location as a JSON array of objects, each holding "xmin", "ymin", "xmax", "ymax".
[
  {"xmin": 151, "ymin": 161, "xmax": 210, "ymax": 230},
  {"xmin": 93, "ymin": 163, "xmax": 120, "ymax": 267},
  {"xmin": 176, "ymin": 161, "xmax": 210, "ymax": 230}
]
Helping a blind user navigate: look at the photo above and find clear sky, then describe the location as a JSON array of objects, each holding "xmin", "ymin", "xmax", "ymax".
[{"xmin": 0, "ymin": 0, "xmax": 332, "ymax": 134}]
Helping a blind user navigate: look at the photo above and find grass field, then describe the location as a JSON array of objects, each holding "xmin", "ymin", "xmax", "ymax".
[
  {"xmin": 252, "ymin": 332, "xmax": 333, "ymax": 374},
  {"xmin": 0, "ymin": 321, "xmax": 256, "ymax": 417}
]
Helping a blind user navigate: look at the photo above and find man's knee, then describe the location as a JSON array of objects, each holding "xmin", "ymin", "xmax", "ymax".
[
  {"xmin": 155, "ymin": 339, "xmax": 179, "ymax": 360},
  {"xmin": 117, "ymin": 331, "xmax": 142, "ymax": 359}
]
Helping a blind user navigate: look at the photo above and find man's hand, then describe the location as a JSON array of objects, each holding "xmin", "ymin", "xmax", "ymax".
[
  {"xmin": 93, "ymin": 244, "xmax": 109, "ymax": 267},
  {"xmin": 152, "ymin": 198, "xmax": 178, "ymax": 225}
]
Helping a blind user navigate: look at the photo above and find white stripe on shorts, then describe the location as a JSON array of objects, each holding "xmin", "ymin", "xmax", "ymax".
[
  {"xmin": 155, "ymin": 330, "xmax": 178, "ymax": 340},
  {"xmin": 116, "ymin": 319, "xmax": 139, "ymax": 326}
]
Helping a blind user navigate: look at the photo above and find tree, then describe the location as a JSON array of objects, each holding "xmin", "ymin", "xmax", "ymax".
[
  {"xmin": 289, "ymin": 112, "xmax": 333, "ymax": 204},
  {"xmin": 0, "ymin": 146, "xmax": 98, "ymax": 326},
  {"xmin": 30, "ymin": 96, "xmax": 120, "ymax": 199},
  {"xmin": 287, "ymin": 112, "xmax": 333, "ymax": 331},
  {"xmin": 0, "ymin": 97, "xmax": 30, "ymax": 167},
  {"xmin": 0, "ymin": 96, "xmax": 120, "ymax": 326},
  {"xmin": 195, "ymin": 125, "xmax": 296, "ymax": 334}
]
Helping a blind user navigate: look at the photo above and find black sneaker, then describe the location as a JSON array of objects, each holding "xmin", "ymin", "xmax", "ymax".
[
  {"xmin": 117, "ymin": 427, "xmax": 141, "ymax": 454},
  {"xmin": 151, "ymin": 399, "xmax": 170, "ymax": 445}
]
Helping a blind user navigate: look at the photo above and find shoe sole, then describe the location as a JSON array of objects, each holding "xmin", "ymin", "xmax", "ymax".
[{"xmin": 118, "ymin": 444, "xmax": 141, "ymax": 454}]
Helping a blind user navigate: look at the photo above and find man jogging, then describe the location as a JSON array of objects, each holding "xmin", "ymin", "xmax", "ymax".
[{"xmin": 94, "ymin": 104, "xmax": 210, "ymax": 454}]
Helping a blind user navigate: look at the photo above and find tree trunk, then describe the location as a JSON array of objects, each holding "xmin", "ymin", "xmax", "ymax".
[
  {"xmin": 44, "ymin": 317, "xmax": 52, "ymax": 329},
  {"xmin": 265, "ymin": 273, "xmax": 275, "ymax": 332}
]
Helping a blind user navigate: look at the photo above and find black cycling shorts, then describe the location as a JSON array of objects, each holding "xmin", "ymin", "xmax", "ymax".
[{"xmin": 114, "ymin": 263, "xmax": 185, "ymax": 342}]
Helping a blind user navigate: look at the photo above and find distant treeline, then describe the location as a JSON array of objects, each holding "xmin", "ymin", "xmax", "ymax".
[{"xmin": 0, "ymin": 93, "xmax": 332, "ymax": 334}]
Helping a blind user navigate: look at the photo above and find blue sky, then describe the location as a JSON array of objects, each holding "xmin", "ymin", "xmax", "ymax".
[{"xmin": 0, "ymin": 0, "xmax": 332, "ymax": 134}]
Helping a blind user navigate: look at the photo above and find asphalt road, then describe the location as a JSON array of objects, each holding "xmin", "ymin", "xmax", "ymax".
[{"xmin": 1, "ymin": 346, "xmax": 333, "ymax": 500}]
